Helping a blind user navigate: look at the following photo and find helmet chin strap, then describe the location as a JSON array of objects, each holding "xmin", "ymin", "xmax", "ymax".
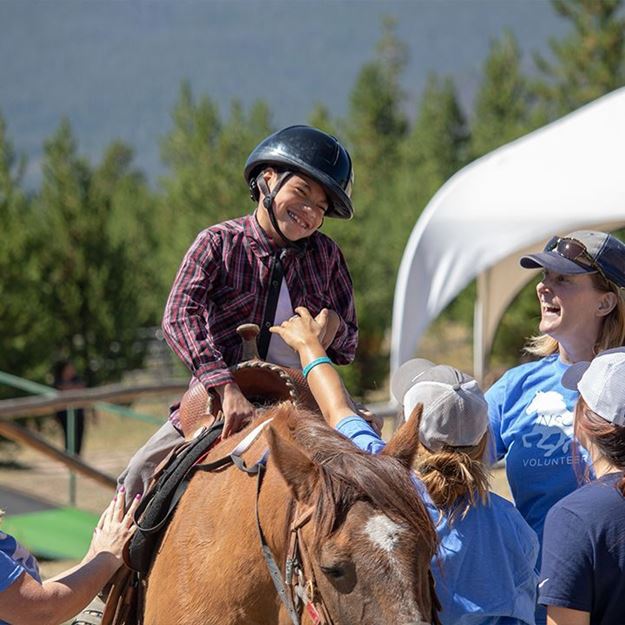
[{"xmin": 256, "ymin": 172, "xmax": 308, "ymax": 253}]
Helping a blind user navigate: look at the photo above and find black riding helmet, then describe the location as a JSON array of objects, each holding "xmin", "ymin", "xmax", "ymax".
[{"xmin": 244, "ymin": 125, "xmax": 354, "ymax": 220}]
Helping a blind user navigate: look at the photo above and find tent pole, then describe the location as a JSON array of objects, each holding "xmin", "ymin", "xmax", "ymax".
[{"xmin": 473, "ymin": 271, "xmax": 488, "ymax": 384}]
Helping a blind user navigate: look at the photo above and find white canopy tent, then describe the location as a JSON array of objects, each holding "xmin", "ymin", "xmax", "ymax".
[{"xmin": 391, "ymin": 87, "xmax": 625, "ymax": 385}]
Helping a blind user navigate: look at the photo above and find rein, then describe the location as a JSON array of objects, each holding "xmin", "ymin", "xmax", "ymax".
[
  {"xmin": 286, "ymin": 508, "xmax": 334, "ymax": 625},
  {"xmin": 228, "ymin": 421, "xmax": 334, "ymax": 625}
]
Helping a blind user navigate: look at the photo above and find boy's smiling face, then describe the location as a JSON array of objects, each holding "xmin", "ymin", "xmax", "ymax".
[{"xmin": 258, "ymin": 169, "xmax": 328, "ymax": 244}]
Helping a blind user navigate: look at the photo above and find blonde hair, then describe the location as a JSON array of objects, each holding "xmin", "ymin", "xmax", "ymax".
[
  {"xmin": 525, "ymin": 273, "xmax": 625, "ymax": 358},
  {"xmin": 416, "ymin": 433, "xmax": 490, "ymax": 524}
]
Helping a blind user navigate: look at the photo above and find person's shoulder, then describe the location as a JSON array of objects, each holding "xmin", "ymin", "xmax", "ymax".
[
  {"xmin": 551, "ymin": 474, "xmax": 624, "ymax": 519},
  {"xmin": 308, "ymin": 230, "xmax": 341, "ymax": 254},
  {"xmin": 191, "ymin": 216, "xmax": 247, "ymax": 250},
  {"xmin": 0, "ymin": 531, "xmax": 18, "ymax": 557},
  {"xmin": 504, "ymin": 356, "xmax": 555, "ymax": 379},
  {"xmin": 487, "ymin": 355, "xmax": 555, "ymax": 394},
  {"xmin": 488, "ymin": 491, "xmax": 520, "ymax": 511},
  {"xmin": 474, "ymin": 492, "xmax": 525, "ymax": 523},
  {"xmin": 204, "ymin": 215, "xmax": 247, "ymax": 237},
  {"xmin": 470, "ymin": 494, "xmax": 539, "ymax": 561},
  {"xmin": 0, "ymin": 530, "xmax": 40, "ymax": 584},
  {"xmin": 488, "ymin": 493, "xmax": 536, "ymax": 531},
  {"xmin": 459, "ymin": 494, "xmax": 535, "ymax": 543}
]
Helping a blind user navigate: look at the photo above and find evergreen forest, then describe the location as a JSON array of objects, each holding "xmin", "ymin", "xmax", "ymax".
[{"xmin": 2, "ymin": 0, "xmax": 625, "ymax": 397}]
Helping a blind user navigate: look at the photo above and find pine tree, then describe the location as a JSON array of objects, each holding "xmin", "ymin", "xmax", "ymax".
[
  {"xmin": 308, "ymin": 104, "xmax": 340, "ymax": 138},
  {"xmin": 402, "ymin": 73, "xmax": 469, "ymax": 205},
  {"xmin": 439, "ymin": 32, "xmax": 536, "ymax": 340},
  {"xmin": 326, "ymin": 18, "xmax": 410, "ymax": 394},
  {"xmin": 0, "ymin": 115, "xmax": 51, "ymax": 387},
  {"xmin": 535, "ymin": 0, "xmax": 625, "ymax": 117},
  {"xmin": 345, "ymin": 17, "xmax": 408, "ymax": 183},
  {"xmin": 159, "ymin": 82, "xmax": 272, "ymax": 278},
  {"xmin": 397, "ymin": 74, "xmax": 471, "ymax": 329},
  {"xmin": 36, "ymin": 120, "xmax": 156, "ymax": 384},
  {"xmin": 472, "ymin": 31, "xmax": 537, "ymax": 158}
]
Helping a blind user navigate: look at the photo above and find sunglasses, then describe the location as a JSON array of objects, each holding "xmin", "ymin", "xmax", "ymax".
[{"xmin": 544, "ymin": 236, "xmax": 608, "ymax": 281}]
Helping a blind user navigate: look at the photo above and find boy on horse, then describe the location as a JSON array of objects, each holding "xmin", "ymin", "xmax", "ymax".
[{"xmin": 118, "ymin": 125, "xmax": 358, "ymax": 499}]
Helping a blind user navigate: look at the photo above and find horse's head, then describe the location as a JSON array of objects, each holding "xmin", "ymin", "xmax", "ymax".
[{"xmin": 266, "ymin": 404, "xmax": 440, "ymax": 625}]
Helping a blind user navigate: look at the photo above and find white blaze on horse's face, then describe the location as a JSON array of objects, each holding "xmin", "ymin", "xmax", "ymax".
[{"xmin": 364, "ymin": 514, "xmax": 403, "ymax": 554}]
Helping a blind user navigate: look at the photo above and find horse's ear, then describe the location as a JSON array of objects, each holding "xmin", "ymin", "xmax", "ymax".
[
  {"xmin": 266, "ymin": 423, "xmax": 319, "ymax": 505},
  {"xmin": 381, "ymin": 403, "xmax": 423, "ymax": 469}
]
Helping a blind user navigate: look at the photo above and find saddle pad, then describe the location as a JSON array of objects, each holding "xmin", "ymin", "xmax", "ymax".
[{"xmin": 126, "ymin": 421, "xmax": 224, "ymax": 575}]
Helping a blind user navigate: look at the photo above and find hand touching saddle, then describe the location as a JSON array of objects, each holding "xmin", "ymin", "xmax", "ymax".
[{"xmin": 178, "ymin": 324, "xmax": 319, "ymax": 438}]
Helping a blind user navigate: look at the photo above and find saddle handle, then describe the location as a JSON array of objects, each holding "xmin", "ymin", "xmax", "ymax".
[{"xmin": 237, "ymin": 323, "xmax": 261, "ymax": 361}]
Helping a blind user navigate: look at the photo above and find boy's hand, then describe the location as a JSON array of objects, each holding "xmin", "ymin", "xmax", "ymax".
[
  {"xmin": 270, "ymin": 307, "xmax": 323, "ymax": 352},
  {"xmin": 218, "ymin": 382, "xmax": 255, "ymax": 438},
  {"xmin": 315, "ymin": 308, "xmax": 340, "ymax": 348}
]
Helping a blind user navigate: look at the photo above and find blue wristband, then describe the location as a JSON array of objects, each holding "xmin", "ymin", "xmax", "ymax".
[{"xmin": 302, "ymin": 356, "xmax": 333, "ymax": 378}]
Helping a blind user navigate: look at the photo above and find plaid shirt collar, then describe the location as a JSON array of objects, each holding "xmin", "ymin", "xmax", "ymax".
[
  {"xmin": 244, "ymin": 211, "xmax": 311, "ymax": 259},
  {"xmin": 244, "ymin": 212, "xmax": 283, "ymax": 258}
]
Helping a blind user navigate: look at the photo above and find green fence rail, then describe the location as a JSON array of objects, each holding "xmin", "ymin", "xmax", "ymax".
[{"xmin": 0, "ymin": 369, "xmax": 166, "ymax": 505}]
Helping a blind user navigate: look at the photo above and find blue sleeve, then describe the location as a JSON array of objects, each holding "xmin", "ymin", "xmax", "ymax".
[
  {"xmin": 335, "ymin": 416, "xmax": 386, "ymax": 455},
  {"xmin": 0, "ymin": 550, "xmax": 25, "ymax": 592},
  {"xmin": 485, "ymin": 376, "xmax": 508, "ymax": 462},
  {"xmin": 538, "ymin": 504, "xmax": 592, "ymax": 611}
]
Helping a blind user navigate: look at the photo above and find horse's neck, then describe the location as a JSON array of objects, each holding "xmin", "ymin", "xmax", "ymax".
[{"xmin": 144, "ymin": 434, "xmax": 294, "ymax": 624}]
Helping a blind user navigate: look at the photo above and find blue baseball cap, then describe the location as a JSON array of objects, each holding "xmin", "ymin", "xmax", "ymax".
[{"xmin": 520, "ymin": 230, "xmax": 625, "ymax": 288}]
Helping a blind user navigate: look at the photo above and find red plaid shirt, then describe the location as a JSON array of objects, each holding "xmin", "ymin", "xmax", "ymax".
[{"xmin": 162, "ymin": 213, "xmax": 358, "ymax": 394}]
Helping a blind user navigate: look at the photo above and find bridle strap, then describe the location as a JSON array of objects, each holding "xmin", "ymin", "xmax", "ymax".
[
  {"xmin": 228, "ymin": 420, "xmax": 333, "ymax": 625},
  {"xmin": 250, "ymin": 461, "xmax": 302, "ymax": 625},
  {"xmin": 227, "ymin": 418, "xmax": 301, "ymax": 625},
  {"xmin": 289, "ymin": 514, "xmax": 335, "ymax": 625},
  {"xmin": 256, "ymin": 171, "xmax": 309, "ymax": 254}
]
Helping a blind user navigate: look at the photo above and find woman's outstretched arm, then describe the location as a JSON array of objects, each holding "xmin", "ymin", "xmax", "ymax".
[{"xmin": 270, "ymin": 307, "xmax": 356, "ymax": 428}]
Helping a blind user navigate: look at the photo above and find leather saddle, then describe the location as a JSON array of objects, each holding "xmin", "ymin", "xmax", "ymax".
[{"xmin": 178, "ymin": 324, "xmax": 319, "ymax": 438}]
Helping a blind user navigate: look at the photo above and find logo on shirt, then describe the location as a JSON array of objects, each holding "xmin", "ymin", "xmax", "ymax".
[{"xmin": 522, "ymin": 391, "xmax": 574, "ymax": 458}]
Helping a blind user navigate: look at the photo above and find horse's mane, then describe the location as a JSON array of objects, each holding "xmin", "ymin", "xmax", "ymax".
[{"xmin": 269, "ymin": 403, "xmax": 437, "ymax": 558}]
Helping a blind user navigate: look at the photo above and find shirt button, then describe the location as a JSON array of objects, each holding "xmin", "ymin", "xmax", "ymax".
[
  {"xmin": 272, "ymin": 280, "xmax": 279, "ymax": 287},
  {"xmin": 265, "ymin": 322, "xmax": 271, "ymax": 328}
]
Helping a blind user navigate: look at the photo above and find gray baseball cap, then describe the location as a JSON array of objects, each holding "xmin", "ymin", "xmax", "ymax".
[
  {"xmin": 562, "ymin": 347, "xmax": 625, "ymax": 426},
  {"xmin": 391, "ymin": 358, "xmax": 489, "ymax": 451},
  {"xmin": 519, "ymin": 230, "xmax": 625, "ymax": 287}
]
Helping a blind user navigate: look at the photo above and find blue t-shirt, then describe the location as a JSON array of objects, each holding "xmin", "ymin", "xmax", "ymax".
[
  {"xmin": 539, "ymin": 472, "xmax": 625, "ymax": 625},
  {"xmin": 486, "ymin": 355, "xmax": 588, "ymax": 545},
  {"xmin": 337, "ymin": 415, "xmax": 539, "ymax": 625},
  {"xmin": 0, "ymin": 530, "xmax": 41, "ymax": 624}
]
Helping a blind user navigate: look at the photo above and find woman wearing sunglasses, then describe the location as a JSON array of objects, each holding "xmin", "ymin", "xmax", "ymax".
[{"xmin": 486, "ymin": 230, "xmax": 625, "ymax": 625}]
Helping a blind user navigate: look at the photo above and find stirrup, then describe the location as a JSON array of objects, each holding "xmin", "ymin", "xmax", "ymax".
[
  {"xmin": 70, "ymin": 608, "xmax": 103, "ymax": 625},
  {"xmin": 71, "ymin": 595, "xmax": 105, "ymax": 625}
]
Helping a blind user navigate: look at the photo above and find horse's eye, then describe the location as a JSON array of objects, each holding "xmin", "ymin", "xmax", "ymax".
[{"xmin": 321, "ymin": 565, "xmax": 344, "ymax": 579}]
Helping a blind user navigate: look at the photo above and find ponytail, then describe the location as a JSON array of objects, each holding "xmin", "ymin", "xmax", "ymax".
[{"xmin": 416, "ymin": 434, "xmax": 490, "ymax": 524}]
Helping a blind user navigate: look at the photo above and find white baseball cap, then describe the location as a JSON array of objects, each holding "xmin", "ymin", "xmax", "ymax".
[
  {"xmin": 562, "ymin": 347, "xmax": 625, "ymax": 426},
  {"xmin": 391, "ymin": 358, "xmax": 489, "ymax": 451}
]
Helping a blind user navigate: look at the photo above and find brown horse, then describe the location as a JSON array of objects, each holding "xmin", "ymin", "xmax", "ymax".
[{"xmin": 143, "ymin": 403, "xmax": 439, "ymax": 625}]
